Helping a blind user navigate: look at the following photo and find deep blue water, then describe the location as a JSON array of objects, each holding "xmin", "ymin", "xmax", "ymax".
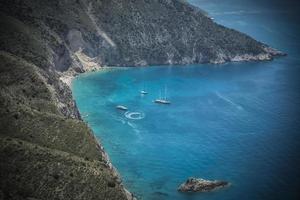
[{"xmin": 72, "ymin": 1, "xmax": 300, "ymax": 199}]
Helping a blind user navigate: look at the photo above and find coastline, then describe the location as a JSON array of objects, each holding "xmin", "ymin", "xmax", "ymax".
[
  {"xmin": 62, "ymin": 47, "xmax": 286, "ymax": 87},
  {"xmin": 0, "ymin": 0, "xmax": 292, "ymax": 198},
  {"xmin": 64, "ymin": 51, "xmax": 285, "ymax": 200},
  {"xmin": 60, "ymin": 66, "xmax": 136, "ymax": 200}
]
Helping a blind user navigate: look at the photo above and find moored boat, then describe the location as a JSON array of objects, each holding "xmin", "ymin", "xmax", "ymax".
[
  {"xmin": 140, "ymin": 90, "xmax": 148, "ymax": 95},
  {"xmin": 154, "ymin": 99, "xmax": 171, "ymax": 104},
  {"xmin": 116, "ymin": 105, "xmax": 128, "ymax": 111},
  {"xmin": 154, "ymin": 86, "xmax": 171, "ymax": 105}
]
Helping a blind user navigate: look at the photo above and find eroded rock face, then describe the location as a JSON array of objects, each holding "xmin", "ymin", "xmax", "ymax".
[
  {"xmin": 178, "ymin": 177, "xmax": 230, "ymax": 192},
  {"xmin": 0, "ymin": 0, "xmax": 284, "ymax": 72}
]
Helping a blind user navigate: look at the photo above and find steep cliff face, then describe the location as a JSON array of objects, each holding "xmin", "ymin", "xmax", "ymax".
[
  {"xmin": 0, "ymin": 0, "xmax": 282, "ymax": 199},
  {"xmin": 82, "ymin": 0, "xmax": 282, "ymax": 66},
  {"xmin": 0, "ymin": 51, "xmax": 131, "ymax": 199},
  {"xmin": 0, "ymin": 0, "xmax": 133, "ymax": 199},
  {"xmin": 1, "ymin": 0, "xmax": 282, "ymax": 73}
]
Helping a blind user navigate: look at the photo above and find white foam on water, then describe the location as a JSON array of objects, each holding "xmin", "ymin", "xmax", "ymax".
[
  {"xmin": 215, "ymin": 92, "xmax": 243, "ymax": 110},
  {"xmin": 124, "ymin": 111, "xmax": 146, "ymax": 120},
  {"xmin": 111, "ymin": 114, "xmax": 126, "ymax": 124},
  {"xmin": 127, "ymin": 122, "xmax": 141, "ymax": 135},
  {"xmin": 82, "ymin": 114, "xmax": 89, "ymax": 118},
  {"xmin": 127, "ymin": 121, "xmax": 137, "ymax": 129}
]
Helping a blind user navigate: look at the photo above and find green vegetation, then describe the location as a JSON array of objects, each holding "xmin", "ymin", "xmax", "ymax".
[
  {"xmin": 0, "ymin": 51, "xmax": 129, "ymax": 199},
  {"xmin": 0, "ymin": 0, "xmax": 282, "ymax": 199},
  {"xmin": 0, "ymin": 137, "xmax": 126, "ymax": 200}
]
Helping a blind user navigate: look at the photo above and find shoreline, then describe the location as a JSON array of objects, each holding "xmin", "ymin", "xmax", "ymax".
[
  {"xmin": 61, "ymin": 49, "xmax": 286, "ymax": 87},
  {"xmin": 61, "ymin": 66, "xmax": 136, "ymax": 200},
  {"xmin": 63, "ymin": 52, "xmax": 285, "ymax": 200},
  {"xmin": 60, "ymin": 66, "xmax": 131, "ymax": 87}
]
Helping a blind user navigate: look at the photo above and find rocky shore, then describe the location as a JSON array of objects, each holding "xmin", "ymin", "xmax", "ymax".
[{"xmin": 0, "ymin": 51, "xmax": 134, "ymax": 200}]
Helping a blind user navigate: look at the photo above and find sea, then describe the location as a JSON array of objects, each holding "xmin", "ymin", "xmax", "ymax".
[{"xmin": 72, "ymin": 0, "xmax": 300, "ymax": 199}]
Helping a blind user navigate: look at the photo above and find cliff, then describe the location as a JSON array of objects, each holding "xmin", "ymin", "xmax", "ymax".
[
  {"xmin": 0, "ymin": 51, "xmax": 132, "ymax": 199},
  {"xmin": 0, "ymin": 0, "xmax": 283, "ymax": 199}
]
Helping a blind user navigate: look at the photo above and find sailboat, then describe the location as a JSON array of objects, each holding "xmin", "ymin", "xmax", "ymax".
[
  {"xmin": 140, "ymin": 83, "xmax": 148, "ymax": 95},
  {"xmin": 154, "ymin": 86, "xmax": 171, "ymax": 104}
]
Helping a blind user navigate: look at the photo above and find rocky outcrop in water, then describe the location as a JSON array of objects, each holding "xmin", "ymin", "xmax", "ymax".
[{"xmin": 178, "ymin": 177, "xmax": 230, "ymax": 192}]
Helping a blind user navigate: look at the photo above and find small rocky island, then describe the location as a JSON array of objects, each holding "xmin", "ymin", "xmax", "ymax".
[{"xmin": 178, "ymin": 177, "xmax": 230, "ymax": 193}]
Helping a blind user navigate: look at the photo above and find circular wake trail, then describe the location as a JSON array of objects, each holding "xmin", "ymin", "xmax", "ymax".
[{"xmin": 124, "ymin": 111, "xmax": 145, "ymax": 120}]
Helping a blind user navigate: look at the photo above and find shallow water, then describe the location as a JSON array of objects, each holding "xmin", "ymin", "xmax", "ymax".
[{"xmin": 72, "ymin": 1, "xmax": 300, "ymax": 199}]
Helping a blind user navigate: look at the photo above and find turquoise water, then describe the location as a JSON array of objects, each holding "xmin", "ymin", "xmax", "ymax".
[{"xmin": 72, "ymin": 1, "xmax": 300, "ymax": 199}]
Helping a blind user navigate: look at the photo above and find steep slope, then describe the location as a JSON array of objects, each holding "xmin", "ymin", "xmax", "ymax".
[
  {"xmin": 0, "ymin": 0, "xmax": 283, "ymax": 199},
  {"xmin": 1, "ymin": 0, "xmax": 282, "ymax": 72},
  {"xmin": 0, "ymin": 52, "xmax": 132, "ymax": 199}
]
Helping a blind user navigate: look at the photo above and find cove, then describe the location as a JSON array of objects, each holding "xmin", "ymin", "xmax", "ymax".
[
  {"xmin": 72, "ymin": 59, "xmax": 300, "ymax": 200},
  {"xmin": 72, "ymin": 0, "xmax": 300, "ymax": 199}
]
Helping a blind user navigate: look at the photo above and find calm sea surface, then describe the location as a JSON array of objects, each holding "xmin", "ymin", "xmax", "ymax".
[{"xmin": 72, "ymin": 1, "xmax": 300, "ymax": 199}]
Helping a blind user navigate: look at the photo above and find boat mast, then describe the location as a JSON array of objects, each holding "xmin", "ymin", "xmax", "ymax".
[{"xmin": 164, "ymin": 85, "xmax": 167, "ymax": 100}]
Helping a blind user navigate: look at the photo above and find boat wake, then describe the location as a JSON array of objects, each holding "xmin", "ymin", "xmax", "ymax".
[
  {"xmin": 127, "ymin": 121, "xmax": 141, "ymax": 134},
  {"xmin": 215, "ymin": 92, "xmax": 243, "ymax": 110},
  {"xmin": 124, "ymin": 111, "xmax": 146, "ymax": 120},
  {"xmin": 114, "ymin": 116, "xmax": 126, "ymax": 124}
]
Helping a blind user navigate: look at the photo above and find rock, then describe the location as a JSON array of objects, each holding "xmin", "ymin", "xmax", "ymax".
[{"xmin": 178, "ymin": 177, "xmax": 229, "ymax": 193}]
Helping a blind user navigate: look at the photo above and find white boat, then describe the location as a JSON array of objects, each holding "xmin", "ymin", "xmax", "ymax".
[
  {"xmin": 116, "ymin": 105, "xmax": 128, "ymax": 111},
  {"xmin": 140, "ymin": 83, "xmax": 148, "ymax": 95},
  {"xmin": 154, "ymin": 86, "xmax": 171, "ymax": 105},
  {"xmin": 154, "ymin": 99, "xmax": 171, "ymax": 104},
  {"xmin": 140, "ymin": 90, "xmax": 148, "ymax": 95}
]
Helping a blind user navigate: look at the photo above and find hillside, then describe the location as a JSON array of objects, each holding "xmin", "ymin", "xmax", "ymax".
[{"xmin": 0, "ymin": 0, "xmax": 283, "ymax": 199}]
